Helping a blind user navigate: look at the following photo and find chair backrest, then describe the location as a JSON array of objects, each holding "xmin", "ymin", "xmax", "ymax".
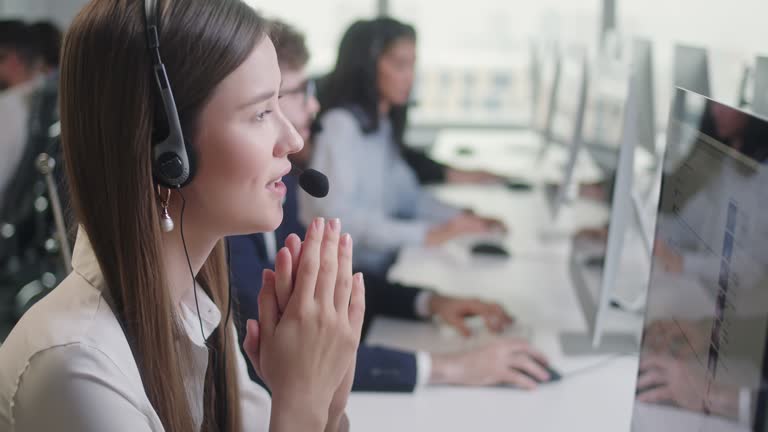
[{"xmin": 0, "ymin": 73, "xmax": 65, "ymax": 293}]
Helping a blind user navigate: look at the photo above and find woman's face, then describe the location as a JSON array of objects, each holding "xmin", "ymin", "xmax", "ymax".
[
  {"xmin": 186, "ymin": 37, "xmax": 303, "ymax": 236},
  {"xmin": 377, "ymin": 37, "xmax": 416, "ymax": 107}
]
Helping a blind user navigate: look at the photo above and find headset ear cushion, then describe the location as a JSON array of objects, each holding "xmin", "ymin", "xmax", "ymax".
[
  {"xmin": 182, "ymin": 136, "xmax": 197, "ymax": 185},
  {"xmin": 156, "ymin": 152, "xmax": 185, "ymax": 181}
]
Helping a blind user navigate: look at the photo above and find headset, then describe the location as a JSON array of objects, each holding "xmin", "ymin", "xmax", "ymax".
[{"xmin": 143, "ymin": 0, "xmax": 193, "ymax": 188}]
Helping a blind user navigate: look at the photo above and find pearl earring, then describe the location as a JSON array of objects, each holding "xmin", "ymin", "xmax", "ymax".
[{"xmin": 157, "ymin": 186, "xmax": 174, "ymax": 233}]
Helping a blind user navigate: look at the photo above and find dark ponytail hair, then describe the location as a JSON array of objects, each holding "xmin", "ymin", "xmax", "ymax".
[{"xmin": 318, "ymin": 17, "xmax": 416, "ymax": 147}]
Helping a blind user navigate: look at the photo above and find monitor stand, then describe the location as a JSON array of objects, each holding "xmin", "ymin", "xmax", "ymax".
[{"xmin": 559, "ymin": 331, "xmax": 639, "ymax": 356}]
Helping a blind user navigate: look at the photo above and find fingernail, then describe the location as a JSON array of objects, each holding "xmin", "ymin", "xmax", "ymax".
[
  {"xmin": 341, "ymin": 233, "xmax": 352, "ymax": 248},
  {"xmin": 330, "ymin": 218, "xmax": 340, "ymax": 233},
  {"xmin": 354, "ymin": 272, "xmax": 363, "ymax": 284},
  {"xmin": 314, "ymin": 217, "xmax": 325, "ymax": 230}
]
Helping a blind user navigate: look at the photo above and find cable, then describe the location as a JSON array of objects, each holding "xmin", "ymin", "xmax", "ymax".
[
  {"xmin": 177, "ymin": 189, "xmax": 207, "ymax": 345},
  {"xmin": 177, "ymin": 189, "xmax": 232, "ymax": 430},
  {"xmin": 177, "ymin": 189, "xmax": 232, "ymax": 428},
  {"xmin": 220, "ymin": 239, "xmax": 233, "ymax": 430},
  {"xmin": 559, "ymin": 352, "xmax": 636, "ymax": 380},
  {"xmin": 223, "ymin": 240, "xmax": 233, "ymax": 331}
]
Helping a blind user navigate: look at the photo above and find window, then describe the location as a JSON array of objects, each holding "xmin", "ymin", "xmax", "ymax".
[
  {"xmin": 390, "ymin": 0, "xmax": 599, "ymax": 126},
  {"xmin": 245, "ymin": 0, "xmax": 376, "ymax": 74}
]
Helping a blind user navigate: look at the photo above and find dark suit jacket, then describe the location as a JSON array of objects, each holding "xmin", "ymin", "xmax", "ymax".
[{"xmin": 230, "ymin": 175, "xmax": 428, "ymax": 392}]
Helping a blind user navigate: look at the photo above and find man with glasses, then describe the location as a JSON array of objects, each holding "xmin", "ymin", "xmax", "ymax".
[{"xmin": 229, "ymin": 20, "xmax": 552, "ymax": 393}]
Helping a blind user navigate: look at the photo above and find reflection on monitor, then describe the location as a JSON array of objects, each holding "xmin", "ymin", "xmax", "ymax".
[{"xmin": 631, "ymin": 90, "xmax": 768, "ymax": 431}]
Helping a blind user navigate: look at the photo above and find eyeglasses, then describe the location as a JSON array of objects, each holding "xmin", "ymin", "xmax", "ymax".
[{"xmin": 280, "ymin": 79, "xmax": 316, "ymax": 106}]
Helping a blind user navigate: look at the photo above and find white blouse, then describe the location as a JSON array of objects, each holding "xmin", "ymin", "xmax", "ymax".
[{"xmin": 0, "ymin": 230, "xmax": 272, "ymax": 431}]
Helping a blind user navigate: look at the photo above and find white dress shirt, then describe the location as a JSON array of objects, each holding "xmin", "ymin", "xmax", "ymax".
[{"xmin": 0, "ymin": 229, "xmax": 272, "ymax": 431}]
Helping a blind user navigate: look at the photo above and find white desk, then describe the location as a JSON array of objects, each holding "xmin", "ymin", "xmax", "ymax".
[
  {"xmin": 429, "ymin": 128, "xmax": 605, "ymax": 185},
  {"xmin": 421, "ymin": 183, "xmax": 610, "ymax": 262},
  {"xmin": 347, "ymin": 183, "xmax": 643, "ymax": 431}
]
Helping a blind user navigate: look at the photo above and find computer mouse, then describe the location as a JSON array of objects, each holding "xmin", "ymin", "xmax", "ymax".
[
  {"xmin": 521, "ymin": 360, "xmax": 562, "ymax": 384},
  {"xmin": 471, "ymin": 242, "xmax": 511, "ymax": 258},
  {"xmin": 505, "ymin": 180, "xmax": 534, "ymax": 192},
  {"xmin": 456, "ymin": 146, "xmax": 474, "ymax": 156},
  {"xmin": 499, "ymin": 359, "xmax": 562, "ymax": 388},
  {"xmin": 585, "ymin": 256, "xmax": 605, "ymax": 268}
]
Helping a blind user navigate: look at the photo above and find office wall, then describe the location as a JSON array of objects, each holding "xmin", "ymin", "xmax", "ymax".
[
  {"xmin": 621, "ymin": 0, "xmax": 768, "ymax": 122},
  {"xmin": 392, "ymin": 0, "xmax": 598, "ymax": 67},
  {"xmin": 246, "ymin": 0, "xmax": 375, "ymax": 73},
  {"xmin": 622, "ymin": 0, "xmax": 768, "ymax": 56}
]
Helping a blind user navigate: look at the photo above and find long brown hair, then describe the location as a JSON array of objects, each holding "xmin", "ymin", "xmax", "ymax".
[{"xmin": 60, "ymin": 1, "xmax": 267, "ymax": 430}]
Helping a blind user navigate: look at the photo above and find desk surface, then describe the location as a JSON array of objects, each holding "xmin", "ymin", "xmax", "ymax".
[
  {"xmin": 349, "ymin": 353, "xmax": 637, "ymax": 432},
  {"xmin": 430, "ymin": 128, "xmax": 605, "ymax": 184},
  {"xmin": 347, "ymin": 181, "xmax": 643, "ymax": 431}
]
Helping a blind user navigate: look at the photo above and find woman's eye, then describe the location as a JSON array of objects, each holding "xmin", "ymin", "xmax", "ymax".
[{"xmin": 252, "ymin": 110, "xmax": 272, "ymax": 122}]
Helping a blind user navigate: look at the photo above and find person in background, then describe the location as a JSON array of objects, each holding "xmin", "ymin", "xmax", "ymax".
[
  {"xmin": 0, "ymin": 20, "xmax": 47, "ymax": 215},
  {"xmin": 28, "ymin": 21, "xmax": 62, "ymax": 74},
  {"xmin": 300, "ymin": 18, "xmax": 507, "ymax": 277},
  {"xmin": 0, "ymin": 20, "xmax": 45, "ymax": 91},
  {"xmin": 231, "ymin": 19, "xmax": 553, "ymax": 394}
]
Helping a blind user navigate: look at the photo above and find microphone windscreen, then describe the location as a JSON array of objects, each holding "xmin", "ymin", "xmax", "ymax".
[{"xmin": 298, "ymin": 168, "xmax": 329, "ymax": 198}]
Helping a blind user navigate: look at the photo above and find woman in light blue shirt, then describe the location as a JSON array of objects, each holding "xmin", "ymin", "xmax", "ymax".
[{"xmin": 300, "ymin": 18, "xmax": 503, "ymax": 275}]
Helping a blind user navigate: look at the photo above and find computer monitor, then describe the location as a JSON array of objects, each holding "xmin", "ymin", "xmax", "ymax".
[
  {"xmin": 544, "ymin": 53, "xmax": 590, "ymax": 219},
  {"xmin": 559, "ymin": 67, "xmax": 660, "ymax": 355},
  {"xmin": 633, "ymin": 39, "xmax": 658, "ymax": 157},
  {"xmin": 630, "ymin": 90, "xmax": 768, "ymax": 431},
  {"xmin": 656, "ymin": 44, "xmax": 712, "ymax": 136},
  {"xmin": 580, "ymin": 51, "xmax": 633, "ymax": 170},
  {"xmin": 548, "ymin": 50, "xmax": 589, "ymax": 147},
  {"xmin": 737, "ymin": 64, "xmax": 753, "ymax": 109},
  {"xmin": 532, "ymin": 49, "xmax": 562, "ymax": 139},
  {"xmin": 674, "ymin": 44, "xmax": 711, "ymax": 98},
  {"xmin": 426, "ymin": 50, "xmax": 561, "ymax": 176},
  {"xmin": 752, "ymin": 56, "xmax": 768, "ymax": 117}
]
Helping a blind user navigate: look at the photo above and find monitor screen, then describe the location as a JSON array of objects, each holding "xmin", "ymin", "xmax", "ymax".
[
  {"xmin": 752, "ymin": 57, "xmax": 768, "ymax": 118},
  {"xmin": 631, "ymin": 90, "xmax": 768, "ymax": 431}
]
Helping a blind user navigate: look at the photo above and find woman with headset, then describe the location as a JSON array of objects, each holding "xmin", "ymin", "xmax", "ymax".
[
  {"xmin": 0, "ymin": 1, "xmax": 362, "ymax": 431},
  {"xmin": 300, "ymin": 18, "xmax": 506, "ymax": 277}
]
